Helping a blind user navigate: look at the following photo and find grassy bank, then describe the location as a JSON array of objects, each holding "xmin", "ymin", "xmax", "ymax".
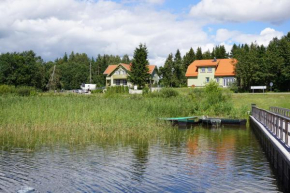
[
  {"xmin": 176, "ymin": 87, "xmax": 290, "ymax": 110},
  {"xmin": 1, "ymin": 87, "xmax": 290, "ymax": 150}
]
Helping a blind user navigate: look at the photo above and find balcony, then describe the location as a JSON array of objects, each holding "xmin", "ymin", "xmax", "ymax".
[{"xmin": 112, "ymin": 74, "xmax": 128, "ymax": 79}]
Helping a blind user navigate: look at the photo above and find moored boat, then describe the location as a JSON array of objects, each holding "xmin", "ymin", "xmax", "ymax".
[{"xmin": 160, "ymin": 116, "xmax": 247, "ymax": 127}]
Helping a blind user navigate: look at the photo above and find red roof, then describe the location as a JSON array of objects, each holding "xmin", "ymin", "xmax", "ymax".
[
  {"xmin": 185, "ymin": 59, "xmax": 237, "ymax": 77},
  {"xmin": 103, "ymin": 63, "xmax": 156, "ymax": 75}
]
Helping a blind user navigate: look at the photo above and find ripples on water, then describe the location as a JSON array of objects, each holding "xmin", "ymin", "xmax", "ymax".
[{"xmin": 0, "ymin": 127, "xmax": 283, "ymax": 192}]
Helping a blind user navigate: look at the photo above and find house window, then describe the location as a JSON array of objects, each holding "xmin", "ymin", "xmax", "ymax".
[
  {"xmin": 216, "ymin": 78, "xmax": 219, "ymax": 83},
  {"xmin": 201, "ymin": 68, "xmax": 205, "ymax": 73},
  {"xmin": 208, "ymin": 68, "xmax": 212, "ymax": 73},
  {"xmin": 223, "ymin": 77, "xmax": 235, "ymax": 86},
  {"xmin": 115, "ymin": 79, "xmax": 120, "ymax": 85},
  {"xmin": 123, "ymin": 80, "xmax": 127, "ymax": 85},
  {"xmin": 206, "ymin": 77, "xmax": 209, "ymax": 83}
]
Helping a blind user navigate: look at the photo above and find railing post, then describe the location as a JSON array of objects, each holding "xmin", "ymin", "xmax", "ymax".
[
  {"xmin": 276, "ymin": 116, "xmax": 278, "ymax": 135},
  {"xmin": 286, "ymin": 120, "xmax": 289, "ymax": 146},
  {"xmin": 280, "ymin": 118, "xmax": 283, "ymax": 140}
]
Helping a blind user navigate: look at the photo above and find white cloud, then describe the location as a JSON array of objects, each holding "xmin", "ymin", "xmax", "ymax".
[
  {"xmin": 190, "ymin": 0, "xmax": 290, "ymax": 24},
  {"xmin": 0, "ymin": 0, "xmax": 210, "ymax": 66},
  {"xmin": 215, "ymin": 28, "xmax": 284, "ymax": 46},
  {"xmin": 146, "ymin": 0, "xmax": 165, "ymax": 4},
  {"xmin": 0, "ymin": 0, "xmax": 286, "ymax": 67}
]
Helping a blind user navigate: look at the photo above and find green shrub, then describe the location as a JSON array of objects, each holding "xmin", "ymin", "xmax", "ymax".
[
  {"xmin": 0, "ymin": 85, "xmax": 16, "ymax": 95},
  {"xmin": 188, "ymin": 81, "xmax": 233, "ymax": 116},
  {"xmin": 160, "ymin": 88, "xmax": 179, "ymax": 98},
  {"xmin": 142, "ymin": 85, "xmax": 150, "ymax": 95},
  {"xmin": 91, "ymin": 89, "xmax": 103, "ymax": 94},
  {"xmin": 105, "ymin": 86, "xmax": 129, "ymax": 95},
  {"xmin": 228, "ymin": 81, "xmax": 238, "ymax": 93},
  {"xmin": 0, "ymin": 85, "xmax": 37, "ymax": 96},
  {"xmin": 16, "ymin": 86, "xmax": 37, "ymax": 96}
]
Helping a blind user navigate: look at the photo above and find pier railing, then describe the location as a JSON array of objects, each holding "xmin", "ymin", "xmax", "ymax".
[
  {"xmin": 252, "ymin": 105, "xmax": 290, "ymax": 149},
  {"xmin": 270, "ymin": 107, "xmax": 290, "ymax": 118}
]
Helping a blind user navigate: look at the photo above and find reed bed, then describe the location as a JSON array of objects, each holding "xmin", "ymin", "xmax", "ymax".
[
  {"xmin": 2, "ymin": 88, "xmax": 288, "ymax": 151},
  {"xmin": 0, "ymin": 94, "xmax": 195, "ymax": 150}
]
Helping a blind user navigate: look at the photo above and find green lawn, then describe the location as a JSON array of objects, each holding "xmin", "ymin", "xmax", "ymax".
[
  {"xmin": 175, "ymin": 87, "xmax": 290, "ymax": 110},
  {"xmin": 232, "ymin": 93, "xmax": 290, "ymax": 110}
]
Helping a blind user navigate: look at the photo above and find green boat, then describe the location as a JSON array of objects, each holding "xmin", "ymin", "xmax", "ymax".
[
  {"xmin": 160, "ymin": 116, "xmax": 247, "ymax": 126},
  {"xmin": 159, "ymin": 116, "xmax": 202, "ymax": 125}
]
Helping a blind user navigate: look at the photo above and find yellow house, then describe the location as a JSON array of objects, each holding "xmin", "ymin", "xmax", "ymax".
[
  {"xmin": 186, "ymin": 58, "xmax": 237, "ymax": 87},
  {"xmin": 103, "ymin": 63, "xmax": 159, "ymax": 87}
]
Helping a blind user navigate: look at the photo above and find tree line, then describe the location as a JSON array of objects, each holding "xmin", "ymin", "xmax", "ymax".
[
  {"xmin": 232, "ymin": 32, "xmax": 290, "ymax": 91},
  {"xmin": 0, "ymin": 51, "xmax": 131, "ymax": 91},
  {"xmin": 0, "ymin": 31, "xmax": 289, "ymax": 91}
]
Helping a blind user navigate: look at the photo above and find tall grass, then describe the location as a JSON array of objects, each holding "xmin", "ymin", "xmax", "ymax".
[
  {"xmin": 0, "ymin": 94, "xmax": 194, "ymax": 150},
  {"xmin": 2, "ymin": 85, "xmax": 289, "ymax": 150}
]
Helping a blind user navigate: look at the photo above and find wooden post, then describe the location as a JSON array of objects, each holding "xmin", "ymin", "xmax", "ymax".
[{"xmin": 285, "ymin": 120, "xmax": 288, "ymax": 145}]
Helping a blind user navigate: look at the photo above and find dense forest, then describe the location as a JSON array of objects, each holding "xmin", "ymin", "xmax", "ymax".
[
  {"xmin": 0, "ymin": 51, "xmax": 131, "ymax": 91},
  {"xmin": 0, "ymin": 32, "xmax": 289, "ymax": 92}
]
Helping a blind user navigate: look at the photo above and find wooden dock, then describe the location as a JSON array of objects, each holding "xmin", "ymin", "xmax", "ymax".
[{"xmin": 251, "ymin": 105, "xmax": 290, "ymax": 191}]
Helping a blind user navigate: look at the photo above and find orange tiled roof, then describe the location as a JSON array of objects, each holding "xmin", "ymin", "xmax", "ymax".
[
  {"xmin": 195, "ymin": 59, "xmax": 219, "ymax": 67},
  {"xmin": 148, "ymin": 65, "xmax": 156, "ymax": 74},
  {"xmin": 103, "ymin": 65, "xmax": 118, "ymax": 75},
  {"xmin": 103, "ymin": 63, "xmax": 156, "ymax": 75},
  {"xmin": 185, "ymin": 58, "xmax": 236, "ymax": 77},
  {"xmin": 215, "ymin": 59, "xmax": 237, "ymax": 77}
]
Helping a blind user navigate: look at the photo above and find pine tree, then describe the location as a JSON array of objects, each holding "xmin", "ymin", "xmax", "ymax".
[
  {"xmin": 230, "ymin": 44, "xmax": 238, "ymax": 58},
  {"xmin": 172, "ymin": 49, "xmax": 183, "ymax": 87},
  {"xmin": 203, "ymin": 50, "xmax": 211, "ymax": 59},
  {"xmin": 63, "ymin": 52, "xmax": 68, "ymax": 62},
  {"xmin": 160, "ymin": 54, "xmax": 174, "ymax": 87},
  {"xmin": 183, "ymin": 48, "xmax": 195, "ymax": 71},
  {"xmin": 196, "ymin": 47, "xmax": 203, "ymax": 60},
  {"xmin": 121, "ymin": 54, "xmax": 130, "ymax": 64},
  {"xmin": 128, "ymin": 44, "xmax": 150, "ymax": 88}
]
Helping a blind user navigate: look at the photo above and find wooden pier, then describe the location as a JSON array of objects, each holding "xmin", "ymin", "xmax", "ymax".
[{"xmin": 250, "ymin": 105, "xmax": 290, "ymax": 192}]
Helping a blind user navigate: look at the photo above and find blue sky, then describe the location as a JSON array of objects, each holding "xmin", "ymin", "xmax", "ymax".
[{"xmin": 0, "ymin": 0, "xmax": 289, "ymax": 66}]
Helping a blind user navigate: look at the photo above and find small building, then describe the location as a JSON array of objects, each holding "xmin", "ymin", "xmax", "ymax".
[
  {"xmin": 185, "ymin": 58, "xmax": 237, "ymax": 87},
  {"xmin": 80, "ymin": 84, "xmax": 96, "ymax": 92},
  {"xmin": 103, "ymin": 63, "xmax": 159, "ymax": 87}
]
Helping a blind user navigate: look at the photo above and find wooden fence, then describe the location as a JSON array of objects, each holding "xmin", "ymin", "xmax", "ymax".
[
  {"xmin": 270, "ymin": 107, "xmax": 290, "ymax": 118},
  {"xmin": 252, "ymin": 105, "xmax": 290, "ymax": 149}
]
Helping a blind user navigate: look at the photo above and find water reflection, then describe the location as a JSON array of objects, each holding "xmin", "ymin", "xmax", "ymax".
[
  {"xmin": 0, "ymin": 127, "xmax": 284, "ymax": 192},
  {"xmin": 131, "ymin": 141, "xmax": 149, "ymax": 182}
]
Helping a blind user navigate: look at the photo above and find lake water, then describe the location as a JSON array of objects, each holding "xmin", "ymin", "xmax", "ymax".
[{"xmin": 0, "ymin": 126, "xmax": 283, "ymax": 192}]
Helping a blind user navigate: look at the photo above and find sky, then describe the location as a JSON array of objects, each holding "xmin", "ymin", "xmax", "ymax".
[{"xmin": 0, "ymin": 0, "xmax": 289, "ymax": 66}]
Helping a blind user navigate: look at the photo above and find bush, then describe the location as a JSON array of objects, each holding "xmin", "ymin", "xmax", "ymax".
[
  {"xmin": 160, "ymin": 88, "xmax": 179, "ymax": 98},
  {"xmin": 0, "ymin": 85, "xmax": 15, "ymax": 95},
  {"xmin": 188, "ymin": 81, "xmax": 233, "ymax": 116},
  {"xmin": 105, "ymin": 86, "xmax": 129, "ymax": 95},
  {"xmin": 228, "ymin": 81, "xmax": 238, "ymax": 93},
  {"xmin": 0, "ymin": 85, "xmax": 37, "ymax": 96},
  {"xmin": 16, "ymin": 86, "xmax": 37, "ymax": 96},
  {"xmin": 142, "ymin": 85, "xmax": 150, "ymax": 95},
  {"xmin": 91, "ymin": 88, "xmax": 103, "ymax": 94}
]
